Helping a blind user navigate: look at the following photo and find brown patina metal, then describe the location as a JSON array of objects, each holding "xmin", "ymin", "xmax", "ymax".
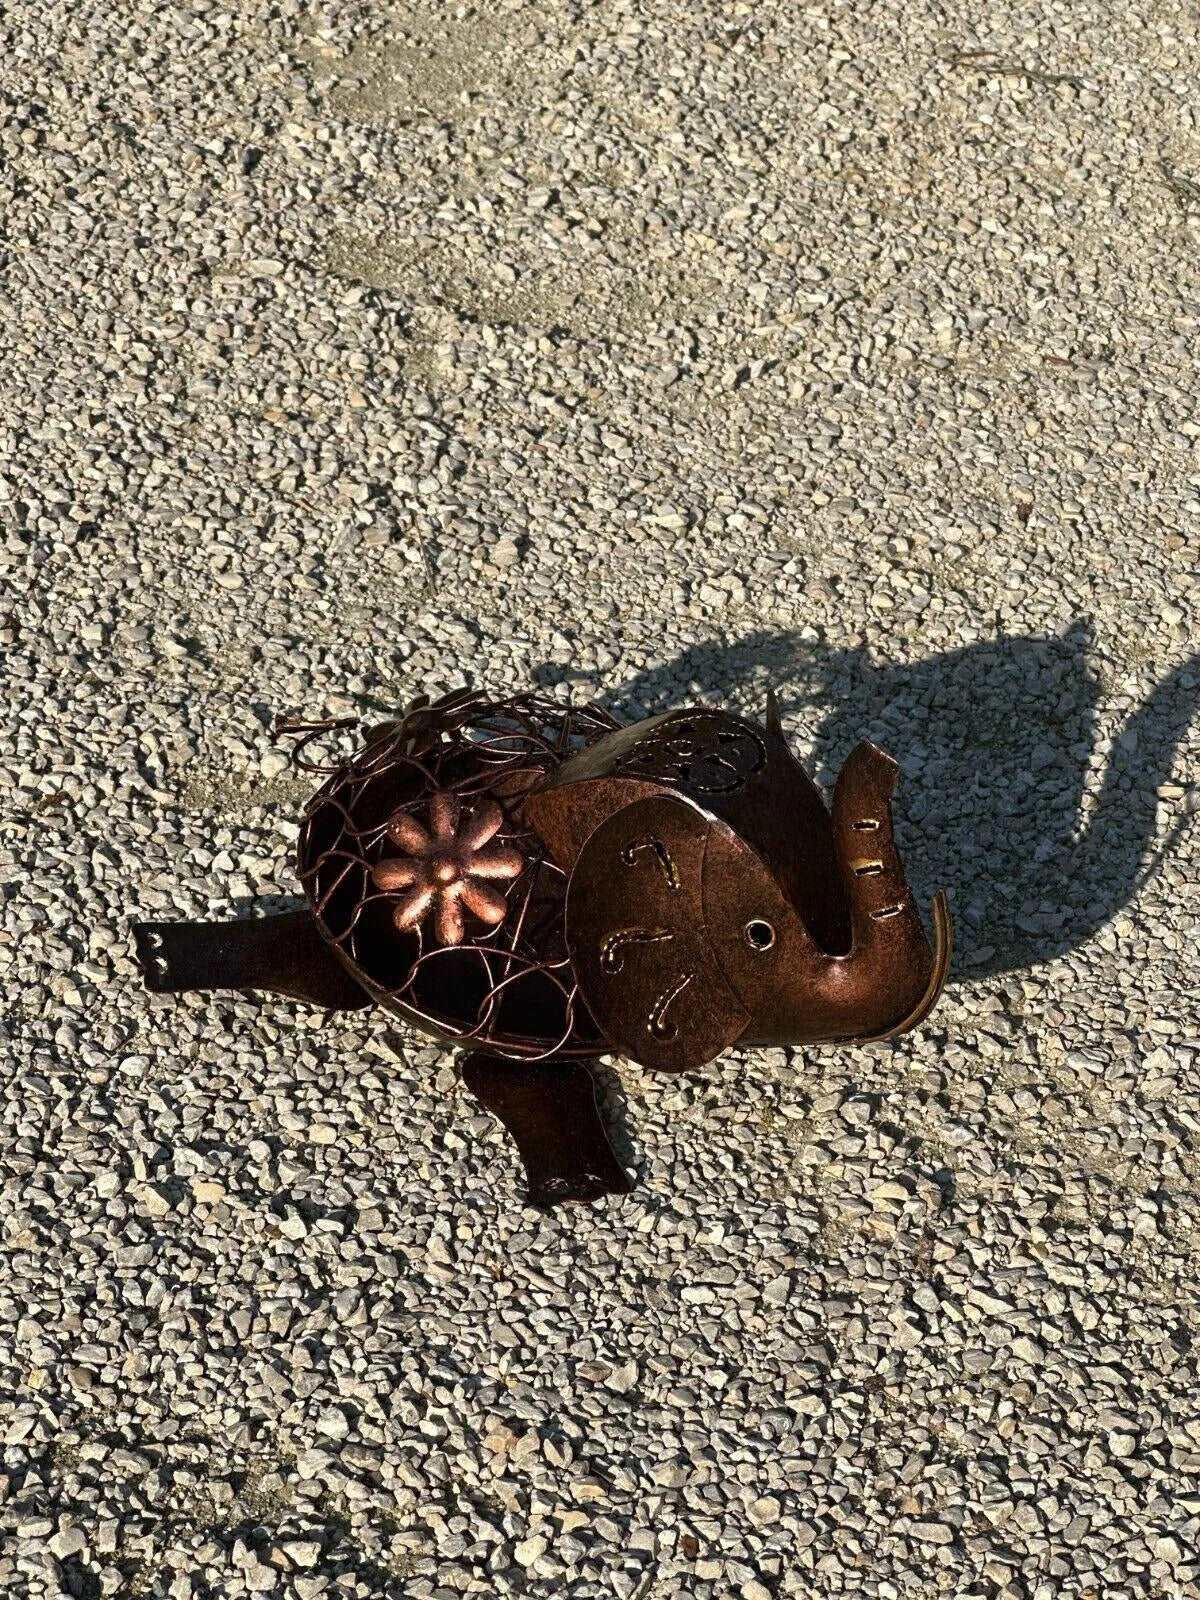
[{"xmin": 134, "ymin": 688, "xmax": 951, "ymax": 1208}]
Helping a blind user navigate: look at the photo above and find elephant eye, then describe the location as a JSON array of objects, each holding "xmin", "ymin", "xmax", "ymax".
[{"xmin": 744, "ymin": 918, "xmax": 776, "ymax": 952}]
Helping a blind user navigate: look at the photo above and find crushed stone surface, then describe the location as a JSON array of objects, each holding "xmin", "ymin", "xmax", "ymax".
[{"xmin": 3, "ymin": 0, "xmax": 1200, "ymax": 1595}]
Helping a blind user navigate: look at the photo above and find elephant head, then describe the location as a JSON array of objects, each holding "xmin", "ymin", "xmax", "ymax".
[{"xmin": 522, "ymin": 698, "xmax": 951, "ymax": 1071}]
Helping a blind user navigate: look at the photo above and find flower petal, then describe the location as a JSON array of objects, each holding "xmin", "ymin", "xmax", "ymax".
[
  {"xmin": 435, "ymin": 894, "xmax": 465, "ymax": 946},
  {"xmin": 388, "ymin": 811, "xmax": 432, "ymax": 854},
  {"xmin": 429, "ymin": 790, "xmax": 461, "ymax": 844},
  {"xmin": 373, "ymin": 857, "xmax": 425, "ymax": 891},
  {"xmin": 469, "ymin": 844, "xmax": 524, "ymax": 880},
  {"xmin": 455, "ymin": 797, "xmax": 503, "ymax": 853},
  {"xmin": 460, "ymin": 878, "xmax": 509, "ymax": 926},
  {"xmin": 391, "ymin": 883, "xmax": 435, "ymax": 931}
]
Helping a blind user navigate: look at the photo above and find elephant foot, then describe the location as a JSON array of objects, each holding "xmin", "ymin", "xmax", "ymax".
[{"xmin": 460, "ymin": 1053, "xmax": 633, "ymax": 1209}]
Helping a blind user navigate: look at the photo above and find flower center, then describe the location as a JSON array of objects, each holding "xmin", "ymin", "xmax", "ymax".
[{"xmin": 430, "ymin": 853, "xmax": 461, "ymax": 886}]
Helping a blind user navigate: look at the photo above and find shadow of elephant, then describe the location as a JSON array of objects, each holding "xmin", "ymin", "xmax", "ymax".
[{"xmin": 534, "ymin": 620, "xmax": 1198, "ymax": 980}]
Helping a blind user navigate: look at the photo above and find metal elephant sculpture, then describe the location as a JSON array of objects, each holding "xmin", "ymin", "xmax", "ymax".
[{"xmin": 134, "ymin": 688, "xmax": 951, "ymax": 1207}]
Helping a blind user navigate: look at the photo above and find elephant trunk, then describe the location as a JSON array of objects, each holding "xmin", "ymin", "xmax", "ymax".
[{"xmin": 752, "ymin": 741, "xmax": 953, "ymax": 1045}]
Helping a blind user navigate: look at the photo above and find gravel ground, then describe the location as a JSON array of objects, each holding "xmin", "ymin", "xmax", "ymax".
[{"xmin": 4, "ymin": 0, "xmax": 1200, "ymax": 1595}]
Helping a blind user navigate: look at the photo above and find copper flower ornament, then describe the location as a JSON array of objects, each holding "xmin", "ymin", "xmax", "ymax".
[{"xmin": 372, "ymin": 791, "xmax": 524, "ymax": 946}]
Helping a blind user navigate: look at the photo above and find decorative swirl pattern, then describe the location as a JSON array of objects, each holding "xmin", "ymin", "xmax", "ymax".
[{"xmin": 613, "ymin": 711, "xmax": 766, "ymax": 793}]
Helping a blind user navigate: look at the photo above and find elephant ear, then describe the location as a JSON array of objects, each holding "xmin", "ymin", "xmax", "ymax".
[
  {"xmin": 522, "ymin": 775, "xmax": 668, "ymax": 873},
  {"xmin": 564, "ymin": 794, "xmax": 752, "ymax": 1072}
]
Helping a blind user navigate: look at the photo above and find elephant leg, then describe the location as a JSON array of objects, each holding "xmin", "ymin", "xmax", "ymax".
[
  {"xmin": 132, "ymin": 908, "xmax": 370, "ymax": 1011},
  {"xmin": 460, "ymin": 1053, "xmax": 634, "ymax": 1209}
]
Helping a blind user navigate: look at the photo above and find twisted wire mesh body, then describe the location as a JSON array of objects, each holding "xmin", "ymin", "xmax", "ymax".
[{"xmin": 292, "ymin": 691, "xmax": 619, "ymax": 1059}]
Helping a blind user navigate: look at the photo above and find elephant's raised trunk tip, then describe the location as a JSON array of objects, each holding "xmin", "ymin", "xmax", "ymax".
[{"xmin": 860, "ymin": 888, "xmax": 954, "ymax": 1041}]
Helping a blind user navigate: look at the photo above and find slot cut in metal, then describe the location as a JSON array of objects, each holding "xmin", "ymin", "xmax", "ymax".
[
  {"xmin": 600, "ymin": 927, "xmax": 674, "ymax": 973},
  {"xmin": 622, "ymin": 836, "xmax": 680, "ymax": 891},
  {"xmin": 648, "ymin": 970, "xmax": 694, "ymax": 1040}
]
